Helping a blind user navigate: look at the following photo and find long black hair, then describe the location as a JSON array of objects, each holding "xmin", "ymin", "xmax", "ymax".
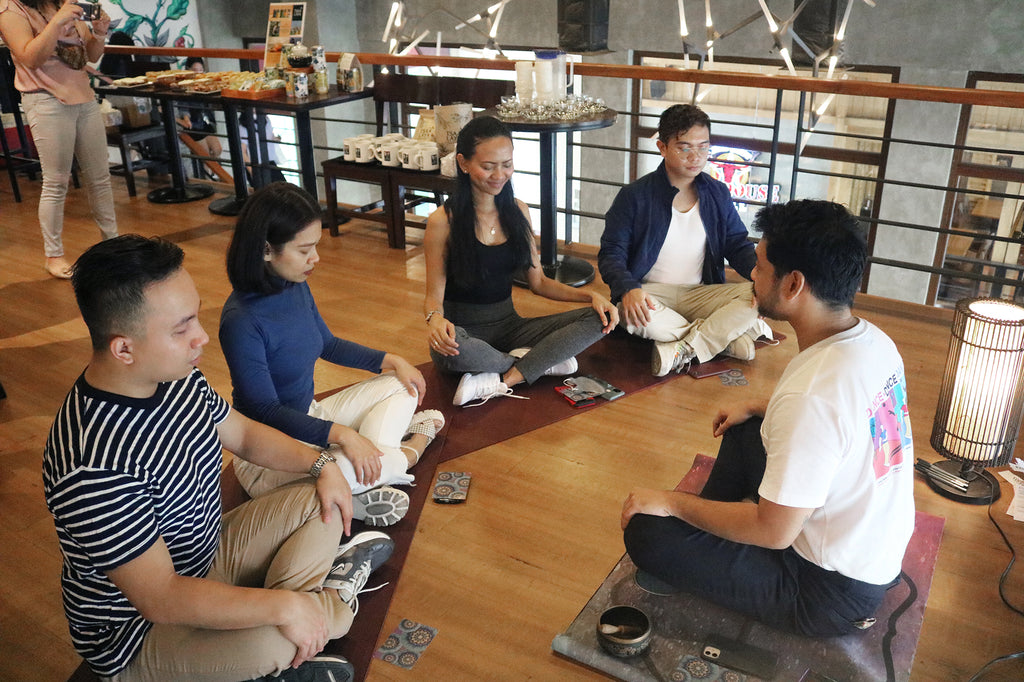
[
  {"xmin": 445, "ymin": 116, "xmax": 534, "ymax": 288},
  {"xmin": 226, "ymin": 182, "xmax": 322, "ymax": 295}
]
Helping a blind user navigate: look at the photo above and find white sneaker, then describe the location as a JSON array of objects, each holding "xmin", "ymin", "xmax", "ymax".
[
  {"xmin": 652, "ymin": 340, "xmax": 695, "ymax": 377},
  {"xmin": 352, "ymin": 486, "xmax": 409, "ymax": 527},
  {"xmin": 452, "ymin": 372, "xmax": 525, "ymax": 407},
  {"xmin": 721, "ymin": 334, "xmax": 756, "ymax": 361},
  {"xmin": 509, "ymin": 347, "xmax": 578, "ymax": 376}
]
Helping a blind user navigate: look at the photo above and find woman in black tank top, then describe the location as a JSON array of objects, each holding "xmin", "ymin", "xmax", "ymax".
[{"xmin": 423, "ymin": 116, "xmax": 618, "ymax": 407}]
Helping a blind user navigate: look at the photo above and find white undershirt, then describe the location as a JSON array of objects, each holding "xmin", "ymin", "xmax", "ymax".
[{"xmin": 643, "ymin": 200, "xmax": 706, "ymax": 286}]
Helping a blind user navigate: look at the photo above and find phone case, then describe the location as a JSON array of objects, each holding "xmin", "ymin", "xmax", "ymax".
[
  {"xmin": 555, "ymin": 385, "xmax": 597, "ymax": 408},
  {"xmin": 432, "ymin": 471, "xmax": 471, "ymax": 503},
  {"xmin": 574, "ymin": 374, "xmax": 625, "ymax": 401},
  {"xmin": 701, "ymin": 634, "xmax": 778, "ymax": 680}
]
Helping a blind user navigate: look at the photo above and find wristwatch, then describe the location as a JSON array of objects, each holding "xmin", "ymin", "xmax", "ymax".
[{"xmin": 309, "ymin": 450, "xmax": 336, "ymax": 479}]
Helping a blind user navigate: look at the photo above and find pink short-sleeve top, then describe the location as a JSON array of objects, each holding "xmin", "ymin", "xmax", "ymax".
[{"xmin": 0, "ymin": 0, "xmax": 94, "ymax": 104}]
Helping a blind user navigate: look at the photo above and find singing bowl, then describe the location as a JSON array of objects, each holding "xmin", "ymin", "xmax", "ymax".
[{"xmin": 596, "ymin": 605, "xmax": 651, "ymax": 658}]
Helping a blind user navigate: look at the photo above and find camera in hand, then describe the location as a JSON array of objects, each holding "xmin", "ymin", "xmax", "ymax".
[{"xmin": 75, "ymin": 2, "xmax": 98, "ymax": 21}]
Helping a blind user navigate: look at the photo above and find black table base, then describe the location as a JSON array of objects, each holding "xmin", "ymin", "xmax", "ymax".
[
  {"xmin": 544, "ymin": 255, "xmax": 595, "ymax": 287},
  {"xmin": 208, "ymin": 195, "xmax": 248, "ymax": 216},
  {"xmin": 147, "ymin": 183, "xmax": 216, "ymax": 204}
]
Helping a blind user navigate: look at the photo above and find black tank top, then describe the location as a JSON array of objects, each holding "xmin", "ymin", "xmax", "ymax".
[{"xmin": 445, "ymin": 238, "xmax": 516, "ymax": 304}]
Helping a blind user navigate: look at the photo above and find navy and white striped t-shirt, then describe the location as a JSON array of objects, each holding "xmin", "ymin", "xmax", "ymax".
[{"xmin": 43, "ymin": 368, "xmax": 230, "ymax": 677}]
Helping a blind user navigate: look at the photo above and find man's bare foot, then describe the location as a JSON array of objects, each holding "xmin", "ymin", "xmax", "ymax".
[{"xmin": 45, "ymin": 257, "xmax": 72, "ymax": 280}]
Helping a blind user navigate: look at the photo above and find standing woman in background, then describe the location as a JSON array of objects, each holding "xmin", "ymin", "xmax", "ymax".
[{"xmin": 0, "ymin": 0, "xmax": 117, "ymax": 279}]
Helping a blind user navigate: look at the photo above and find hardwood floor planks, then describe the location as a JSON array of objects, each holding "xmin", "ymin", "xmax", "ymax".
[{"xmin": 1, "ymin": 176, "xmax": 1022, "ymax": 680}]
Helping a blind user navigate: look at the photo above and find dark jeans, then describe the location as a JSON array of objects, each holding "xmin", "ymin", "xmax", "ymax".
[{"xmin": 623, "ymin": 418, "xmax": 892, "ymax": 637}]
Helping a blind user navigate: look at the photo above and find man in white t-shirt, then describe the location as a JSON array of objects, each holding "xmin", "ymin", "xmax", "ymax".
[
  {"xmin": 599, "ymin": 104, "xmax": 772, "ymax": 377},
  {"xmin": 621, "ymin": 200, "xmax": 915, "ymax": 636}
]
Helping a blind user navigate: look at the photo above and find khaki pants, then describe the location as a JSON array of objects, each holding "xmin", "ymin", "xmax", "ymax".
[
  {"xmin": 621, "ymin": 281, "xmax": 765, "ymax": 363},
  {"xmin": 111, "ymin": 482, "xmax": 349, "ymax": 682}
]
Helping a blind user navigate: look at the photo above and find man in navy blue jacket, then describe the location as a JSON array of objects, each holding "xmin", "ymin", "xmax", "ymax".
[{"xmin": 599, "ymin": 104, "xmax": 771, "ymax": 376}]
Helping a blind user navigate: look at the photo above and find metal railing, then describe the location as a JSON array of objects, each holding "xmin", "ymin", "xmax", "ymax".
[{"xmin": 93, "ymin": 47, "xmax": 1024, "ymax": 307}]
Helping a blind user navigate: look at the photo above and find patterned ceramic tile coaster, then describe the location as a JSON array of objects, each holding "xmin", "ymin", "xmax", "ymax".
[
  {"xmin": 719, "ymin": 369, "xmax": 748, "ymax": 386},
  {"xmin": 674, "ymin": 654, "xmax": 751, "ymax": 681},
  {"xmin": 374, "ymin": 618, "xmax": 438, "ymax": 669}
]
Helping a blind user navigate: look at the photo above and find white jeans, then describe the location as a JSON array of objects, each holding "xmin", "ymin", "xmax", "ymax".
[
  {"xmin": 622, "ymin": 281, "xmax": 769, "ymax": 363},
  {"xmin": 21, "ymin": 92, "xmax": 118, "ymax": 257},
  {"xmin": 233, "ymin": 373, "xmax": 417, "ymax": 497}
]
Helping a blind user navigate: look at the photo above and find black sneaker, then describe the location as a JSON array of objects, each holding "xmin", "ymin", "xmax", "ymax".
[{"xmin": 257, "ymin": 654, "xmax": 354, "ymax": 682}]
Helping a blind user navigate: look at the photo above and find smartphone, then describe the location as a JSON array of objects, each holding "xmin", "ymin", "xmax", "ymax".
[
  {"xmin": 432, "ymin": 471, "xmax": 471, "ymax": 504},
  {"xmin": 701, "ymin": 634, "xmax": 778, "ymax": 680},
  {"xmin": 688, "ymin": 359, "xmax": 732, "ymax": 379},
  {"xmin": 75, "ymin": 2, "xmax": 98, "ymax": 20}
]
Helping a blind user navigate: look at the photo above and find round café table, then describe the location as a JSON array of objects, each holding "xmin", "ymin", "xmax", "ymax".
[{"xmin": 487, "ymin": 106, "xmax": 617, "ymax": 287}]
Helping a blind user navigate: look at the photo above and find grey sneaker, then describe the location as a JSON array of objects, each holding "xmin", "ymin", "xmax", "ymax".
[
  {"xmin": 721, "ymin": 334, "xmax": 756, "ymax": 361},
  {"xmin": 260, "ymin": 654, "xmax": 354, "ymax": 682},
  {"xmin": 352, "ymin": 486, "xmax": 409, "ymax": 527},
  {"xmin": 652, "ymin": 339, "xmax": 695, "ymax": 377},
  {"xmin": 323, "ymin": 531, "xmax": 394, "ymax": 614}
]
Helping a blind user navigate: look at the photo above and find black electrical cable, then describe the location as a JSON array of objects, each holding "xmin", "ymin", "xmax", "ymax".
[
  {"xmin": 965, "ymin": 473, "xmax": 1024, "ymax": 681},
  {"xmin": 881, "ymin": 570, "xmax": 917, "ymax": 682},
  {"xmin": 983, "ymin": 475, "xmax": 1024, "ymax": 617}
]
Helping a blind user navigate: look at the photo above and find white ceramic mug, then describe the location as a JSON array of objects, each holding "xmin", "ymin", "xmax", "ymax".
[
  {"xmin": 342, "ymin": 137, "xmax": 358, "ymax": 161},
  {"xmin": 415, "ymin": 142, "xmax": 440, "ymax": 171},
  {"xmin": 399, "ymin": 142, "xmax": 421, "ymax": 169},
  {"xmin": 353, "ymin": 137, "xmax": 376, "ymax": 163},
  {"xmin": 344, "ymin": 134, "xmax": 372, "ymax": 162},
  {"xmin": 376, "ymin": 140, "xmax": 403, "ymax": 167},
  {"xmin": 381, "ymin": 132, "xmax": 406, "ymax": 143}
]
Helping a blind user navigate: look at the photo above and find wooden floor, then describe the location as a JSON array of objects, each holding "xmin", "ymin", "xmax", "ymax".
[{"xmin": 2, "ymin": 174, "xmax": 1023, "ymax": 681}]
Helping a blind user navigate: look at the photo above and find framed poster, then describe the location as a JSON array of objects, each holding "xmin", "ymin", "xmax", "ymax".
[{"xmin": 264, "ymin": 3, "xmax": 307, "ymax": 68}]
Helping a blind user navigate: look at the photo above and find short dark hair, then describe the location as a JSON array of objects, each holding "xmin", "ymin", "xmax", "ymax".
[
  {"xmin": 185, "ymin": 56, "xmax": 205, "ymax": 70},
  {"xmin": 72, "ymin": 235, "xmax": 185, "ymax": 350},
  {"xmin": 658, "ymin": 104, "xmax": 712, "ymax": 143},
  {"xmin": 752, "ymin": 199, "xmax": 867, "ymax": 309},
  {"xmin": 226, "ymin": 182, "xmax": 321, "ymax": 294}
]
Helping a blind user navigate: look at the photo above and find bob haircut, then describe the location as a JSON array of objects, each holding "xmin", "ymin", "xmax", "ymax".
[{"xmin": 226, "ymin": 182, "xmax": 322, "ymax": 294}]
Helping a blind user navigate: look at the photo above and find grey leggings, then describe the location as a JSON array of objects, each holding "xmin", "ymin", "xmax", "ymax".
[{"xmin": 431, "ymin": 297, "xmax": 605, "ymax": 384}]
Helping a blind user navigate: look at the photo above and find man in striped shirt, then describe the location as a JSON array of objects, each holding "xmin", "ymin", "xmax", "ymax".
[{"xmin": 44, "ymin": 235, "xmax": 385, "ymax": 681}]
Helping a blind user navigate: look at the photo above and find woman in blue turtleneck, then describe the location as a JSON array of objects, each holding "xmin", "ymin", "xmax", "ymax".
[{"xmin": 219, "ymin": 182, "xmax": 443, "ymax": 513}]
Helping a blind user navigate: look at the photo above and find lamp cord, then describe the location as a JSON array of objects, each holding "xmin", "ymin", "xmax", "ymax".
[
  {"xmin": 965, "ymin": 474, "xmax": 1024, "ymax": 681},
  {"xmin": 881, "ymin": 570, "xmax": 916, "ymax": 682}
]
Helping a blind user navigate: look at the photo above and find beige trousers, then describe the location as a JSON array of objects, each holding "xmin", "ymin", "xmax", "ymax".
[
  {"xmin": 621, "ymin": 281, "xmax": 768, "ymax": 363},
  {"xmin": 110, "ymin": 482, "xmax": 349, "ymax": 682}
]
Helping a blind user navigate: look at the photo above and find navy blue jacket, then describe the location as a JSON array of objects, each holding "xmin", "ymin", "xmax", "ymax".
[{"xmin": 599, "ymin": 162, "xmax": 756, "ymax": 303}]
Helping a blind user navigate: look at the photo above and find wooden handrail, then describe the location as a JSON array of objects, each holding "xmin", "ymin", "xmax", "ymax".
[{"xmin": 105, "ymin": 47, "xmax": 1024, "ymax": 110}]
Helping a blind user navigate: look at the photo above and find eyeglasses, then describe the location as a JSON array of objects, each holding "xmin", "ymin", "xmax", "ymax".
[{"xmin": 670, "ymin": 143, "xmax": 711, "ymax": 158}]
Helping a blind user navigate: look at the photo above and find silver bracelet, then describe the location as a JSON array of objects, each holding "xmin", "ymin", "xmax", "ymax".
[
  {"xmin": 425, "ymin": 309, "xmax": 442, "ymax": 324},
  {"xmin": 308, "ymin": 450, "xmax": 336, "ymax": 479}
]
